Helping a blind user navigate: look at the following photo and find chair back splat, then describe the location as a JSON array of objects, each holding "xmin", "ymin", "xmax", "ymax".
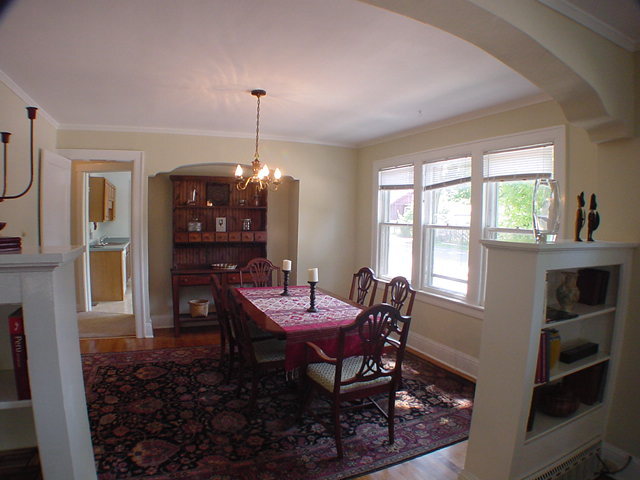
[
  {"xmin": 241, "ymin": 257, "xmax": 280, "ymax": 287},
  {"xmin": 348, "ymin": 267, "xmax": 379, "ymax": 307},
  {"xmin": 382, "ymin": 276, "xmax": 416, "ymax": 316}
]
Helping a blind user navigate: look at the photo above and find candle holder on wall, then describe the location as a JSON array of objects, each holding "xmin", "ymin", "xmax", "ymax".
[
  {"xmin": 307, "ymin": 281, "xmax": 318, "ymax": 312},
  {"xmin": 281, "ymin": 270, "xmax": 290, "ymax": 296}
]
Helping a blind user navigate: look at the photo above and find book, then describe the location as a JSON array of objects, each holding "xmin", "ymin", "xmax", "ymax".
[
  {"xmin": 577, "ymin": 268, "xmax": 609, "ymax": 305},
  {"xmin": 7, "ymin": 308, "xmax": 31, "ymax": 400}
]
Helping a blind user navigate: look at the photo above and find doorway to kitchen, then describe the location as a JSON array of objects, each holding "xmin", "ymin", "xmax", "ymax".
[{"xmin": 62, "ymin": 149, "xmax": 153, "ymax": 339}]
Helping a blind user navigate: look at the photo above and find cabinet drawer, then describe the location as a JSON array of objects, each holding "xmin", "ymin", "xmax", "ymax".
[
  {"xmin": 254, "ymin": 231, "xmax": 267, "ymax": 242},
  {"xmin": 225, "ymin": 273, "xmax": 242, "ymax": 284},
  {"xmin": 215, "ymin": 232, "xmax": 229, "ymax": 242},
  {"xmin": 202, "ymin": 232, "xmax": 215, "ymax": 242},
  {"xmin": 241, "ymin": 232, "xmax": 254, "ymax": 242},
  {"xmin": 188, "ymin": 232, "xmax": 202, "ymax": 242},
  {"xmin": 177, "ymin": 275, "xmax": 210, "ymax": 286},
  {"xmin": 228, "ymin": 232, "xmax": 241, "ymax": 242},
  {"xmin": 174, "ymin": 232, "xmax": 189, "ymax": 243}
]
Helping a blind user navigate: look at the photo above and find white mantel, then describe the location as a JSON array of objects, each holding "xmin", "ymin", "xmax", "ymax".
[{"xmin": 0, "ymin": 245, "xmax": 97, "ymax": 480}]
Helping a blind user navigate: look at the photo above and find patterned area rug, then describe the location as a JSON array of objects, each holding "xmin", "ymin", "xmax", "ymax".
[{"xmin": 82, "ymin": 346, "xmax": 474, "ymax": 480}]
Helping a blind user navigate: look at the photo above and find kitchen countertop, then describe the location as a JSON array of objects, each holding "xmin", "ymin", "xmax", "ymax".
[{"xmin": 89, "ymin": 237, "xmax": 130, "ymax": 252}]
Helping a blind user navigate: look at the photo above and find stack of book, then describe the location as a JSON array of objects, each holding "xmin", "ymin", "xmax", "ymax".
[
  {"xmin": 0, "ymin": 236, "xmax": 21, "ymax": 252},
  {"xmin": 535, "ymin": 328, "xmax": 561, "ymax": 384}
]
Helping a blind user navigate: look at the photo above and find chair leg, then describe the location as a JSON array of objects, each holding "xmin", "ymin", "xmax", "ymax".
[
  {"xmin": 332, "ymin": 402, "xmax": 344, "ymax": 459},
  {"xmin": 387, "ymin": 389, "xmax": 396, "ymax": 445}
]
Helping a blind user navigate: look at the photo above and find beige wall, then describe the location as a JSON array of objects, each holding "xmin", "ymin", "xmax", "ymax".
[
  {"xmin": 357, "ymin": 99, "xmax": 640, "ymax": 455},
  {"xmin": 57, "ymin": 130, "xmax": 359, "ymax": 326}
]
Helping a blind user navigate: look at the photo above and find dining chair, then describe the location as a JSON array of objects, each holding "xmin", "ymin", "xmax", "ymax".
[
  {"xmin": 348, "ymin": 267, "xmax": 379, "ymax": 307},
  {"xmin": 210, "ymin": 274, "xmax": 236, "ymax": 381},
  {"xmin": 382, "ymin": 276, "xmax": 416, "ymax": 316},
  {"xmin": 299, "ymin": 303, "xmax": 411, "ymax": 459},
  {"xmin": 240, "ymin": 257, "xmax": 281, "ymax": 287},
  {"xmin": 225, "ymin": 288, "xmax": 286, "ymax": 408}
]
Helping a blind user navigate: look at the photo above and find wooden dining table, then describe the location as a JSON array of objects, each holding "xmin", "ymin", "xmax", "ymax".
[{"xmin": 232, "ymin": 285, "xmax": 363, "ymax": 370}]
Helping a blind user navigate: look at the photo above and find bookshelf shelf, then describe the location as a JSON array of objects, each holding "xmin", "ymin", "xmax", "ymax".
[
  {"xmin": 525, "ymin": 402, "xmax": 602, "ymax": 443},
  {"xmin": 548, "ymin": 352, "xmax": 610, "ymax": 383}
]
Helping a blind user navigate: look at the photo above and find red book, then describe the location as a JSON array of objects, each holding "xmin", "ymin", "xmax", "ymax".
[{"xmin": 8, "ymin": 308, "xmax": 31, "ymax": 400}]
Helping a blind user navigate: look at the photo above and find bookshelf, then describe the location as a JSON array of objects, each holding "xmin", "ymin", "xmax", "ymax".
[
  {"xmin": 0, "ymin": 246, "xmax": 97, "ymax": 479},
  {"xmin": 461, "ymin": 240, "xmax": 636, "ymax": 480}
]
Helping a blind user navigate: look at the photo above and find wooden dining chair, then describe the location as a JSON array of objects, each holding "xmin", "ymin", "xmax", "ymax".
[
  {"xmin": 225, "ymin": 288, "xmax": 286, "ymax": 408},
  {"xmin": 299, "ymin": 303, "xmax": 411, "ymax": 458},
  {"xmin": 348, "ymin": 267, "xmax": 379, "ymax": 307},
  {"xmin": 210, "ymin": 274, "xmax": 236, "ymax": 381},
  {"xmin": 240, "ymin": 257, "xmax": 281, "ymax": 287},
  {"xmin": 382, "ymin": 276, "xmax": 416, "ymax": 316}
]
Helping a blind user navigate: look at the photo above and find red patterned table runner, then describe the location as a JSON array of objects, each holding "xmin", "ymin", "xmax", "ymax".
[
  {"xmin": 236, "ymin": 286, "xmax": 361, "ymax": 338},
  {"xmin": 235, "ymin": 286, "xmax": 363, "ymax": 369}
]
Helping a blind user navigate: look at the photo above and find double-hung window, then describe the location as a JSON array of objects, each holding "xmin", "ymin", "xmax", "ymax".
[
  {"xmin": 374, "ymin": 126, "xmax": 564, "ymax": 309},
  {"xmin": 422, "ymin": 156, "xmax": 472, "ymax": 296},
  {"xmin": 377, "ymin": 165, "xmax": 414, "ymax": 281}
]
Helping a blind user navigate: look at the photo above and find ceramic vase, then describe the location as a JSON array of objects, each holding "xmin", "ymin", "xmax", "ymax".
[{"xmin": 556, "ymin": 271, "xmax": 580, "ymax": 312}]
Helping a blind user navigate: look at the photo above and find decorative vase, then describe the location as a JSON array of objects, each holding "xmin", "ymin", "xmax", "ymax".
[
  {"xmin": 556, "ymin": 271, "xmax": 580, "ymax": 312},
  {"xmin": 532, "ymin": 178, "xmax": 560, "ymax": 243}
]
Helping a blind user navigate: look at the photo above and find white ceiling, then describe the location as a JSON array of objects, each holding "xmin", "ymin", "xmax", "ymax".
[{"xmin": 0, "ymin": 0, "xmax": 574, "ymax": 147}]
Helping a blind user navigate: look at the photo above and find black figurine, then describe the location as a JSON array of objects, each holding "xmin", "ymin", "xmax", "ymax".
[
  {"xmin": 587, "ymin": 193, "xmax": 600, "ymax": 241},
  {"xmin": 574, "ymin": 192, "xmax": 585, "ymax": 241}
]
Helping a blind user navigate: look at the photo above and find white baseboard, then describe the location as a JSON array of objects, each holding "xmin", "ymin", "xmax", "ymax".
[
  {"xmin": 602, "ymin": 442, "xmax": 640, "ymax": 480},
  {"xmin": 407, "ymin": 331, "xmax": 479, "ymax": 380}
]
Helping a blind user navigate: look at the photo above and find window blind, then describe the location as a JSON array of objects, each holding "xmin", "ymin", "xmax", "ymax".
[
  {"xmin": 483, "ymin": 143, "xmax": 553, "ymax": 182},
  {"xmin": 379, "ymin": 164, "xmax": 413, "ymax": 190},
  {"xmin": 423, "ymin": 156, "xmax": 471, "ymax": 191}
]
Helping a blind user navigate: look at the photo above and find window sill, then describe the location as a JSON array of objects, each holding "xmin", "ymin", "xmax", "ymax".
[{"xmin": 415, "ymin": 290, "xmax": 484, "ymax": 319}]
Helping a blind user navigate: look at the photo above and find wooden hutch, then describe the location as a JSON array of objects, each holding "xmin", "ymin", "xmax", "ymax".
[{"xmin": 170, "ymin": 175, "xmax": 268, "ymax": 335}]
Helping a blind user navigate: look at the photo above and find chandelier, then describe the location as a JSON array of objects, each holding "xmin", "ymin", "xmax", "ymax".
[{"xmin": 235, "ymin": 89, "xmax": 281, "ymax": 191}]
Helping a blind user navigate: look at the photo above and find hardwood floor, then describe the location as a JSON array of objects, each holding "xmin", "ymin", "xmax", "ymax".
[{"xmin": 79, "ymin": 326, "xmax": 468, "ymax": 480}]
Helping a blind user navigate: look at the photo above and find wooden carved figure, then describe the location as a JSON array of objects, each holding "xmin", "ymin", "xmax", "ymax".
[
  {"xmin": 574, "ymin": 192, "xmax": 585, "ymax": 241},
  {"xmin": 587, "ymin": 193, "xmax": 600, "ymax": 241}
]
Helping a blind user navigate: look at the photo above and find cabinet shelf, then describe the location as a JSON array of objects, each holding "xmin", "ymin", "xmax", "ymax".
[
  {"xmin": 0, "ymin": 370, "xmax": 32, "ymax": 410},
  {"xmin": 525, "ymin": 402, "xmax": 602, "ymax": 443},
  {"xmin": 174, "ymin": 205, "xmax": 267, "ymax": 210},
  {"xmin": 544, "ymin": 304, "xmax": 616, "ymax": 328},
  {"xmin": 541, "ymin": 352, "xmax": 610, "ymax": 384}
]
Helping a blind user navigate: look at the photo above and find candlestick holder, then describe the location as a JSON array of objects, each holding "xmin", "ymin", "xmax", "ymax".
[
  {"xmin": 307, "ymin": 281, "xmax": 318, "ymax": 312},
  {"xmin": 281, "ymin": 270, "xmax": 290, "ymax": 296}
]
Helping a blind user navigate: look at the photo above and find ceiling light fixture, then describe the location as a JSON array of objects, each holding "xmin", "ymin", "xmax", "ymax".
[{"xmin": 235, "ymin": 89, "xmax": 281, "ymax": 191}]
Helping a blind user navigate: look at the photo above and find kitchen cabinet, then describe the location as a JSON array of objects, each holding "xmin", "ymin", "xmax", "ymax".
[
  {"xmin": 89, "ymin": 177, "xmax": 116, "ymax": 222},
  {"xmin": 90, "ymin": 244, "xmax": 128, "ymax": 301}
]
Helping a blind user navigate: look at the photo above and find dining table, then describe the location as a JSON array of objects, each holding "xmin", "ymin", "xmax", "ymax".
[{"xmin": 232, "ymin": 285, "xmax": 364, "ymax": 370}]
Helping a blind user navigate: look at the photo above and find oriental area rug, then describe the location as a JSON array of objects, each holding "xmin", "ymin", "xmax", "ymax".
[{"xmin": 82, "ymin": 346, "xmax": 474, "ymax": 480}]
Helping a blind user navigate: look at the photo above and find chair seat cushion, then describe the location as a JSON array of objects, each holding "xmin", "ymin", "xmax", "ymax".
[
  {"xmin": 253, "ymin": 338, "xmax": 286, "ymax": 364},
  {"xmin": 307, "ymin": 356, "xmax": 391, "ymax": 393}
]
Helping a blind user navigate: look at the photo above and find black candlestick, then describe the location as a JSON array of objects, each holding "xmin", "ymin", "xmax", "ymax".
[
  {"xmin": 307, "ymin": 281, "xmax": 318, "ymax": 312},
  {"xmin": 281, "ymin": 270, "xmax": 291, "ymax": 296}
]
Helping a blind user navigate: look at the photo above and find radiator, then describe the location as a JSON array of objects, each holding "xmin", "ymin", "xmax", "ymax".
[{"xmin": 524, "ymin": 442, "xmax": 601, "ymax": 480}]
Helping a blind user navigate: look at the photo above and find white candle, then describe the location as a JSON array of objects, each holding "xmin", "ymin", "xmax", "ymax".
[
  {"xmin": 282, "ymin": 259, "xmax": 292, "ymax": 271},
  {"xmin": 308, "ymin": 268, "xmax": 318, "ymax": 283}
]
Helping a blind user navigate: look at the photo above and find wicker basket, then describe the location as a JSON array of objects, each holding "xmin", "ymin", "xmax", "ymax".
[
  {"xmin": 189, "ymin": 299, "xmax": 209, "ymax": 317},
  {"xmin": 539, "ymin": 383, "xmax": 579, "ymax": 417}
]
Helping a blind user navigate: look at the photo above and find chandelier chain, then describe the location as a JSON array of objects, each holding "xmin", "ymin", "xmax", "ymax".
[{"xmin": 254, "ymin": 94, "xmax": 261, "ymax": 160}]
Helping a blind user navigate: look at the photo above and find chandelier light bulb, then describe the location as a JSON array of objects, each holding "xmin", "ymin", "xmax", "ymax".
[
  {"xmin": 235, "ymin": 164, "xmax": 244, "ymax": 177},
  {"xmin": 274, "ymin": 168, "xmax": 282, "ymax": 180}
]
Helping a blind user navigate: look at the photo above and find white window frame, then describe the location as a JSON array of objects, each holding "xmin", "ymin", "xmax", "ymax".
[{"xmin": 372, "ymin": 126, "xmax": 566, "ymax": 315}]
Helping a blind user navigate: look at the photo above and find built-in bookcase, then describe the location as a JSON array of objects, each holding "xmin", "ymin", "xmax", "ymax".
[{"xmin": 462, "ymin": 240, "xmax": 636, "ymax": 480}]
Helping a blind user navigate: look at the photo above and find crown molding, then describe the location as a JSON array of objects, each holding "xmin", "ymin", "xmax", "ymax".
[{"xmin": 0, "ymin": 69, "xmax": 59, "ymax": 128}]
